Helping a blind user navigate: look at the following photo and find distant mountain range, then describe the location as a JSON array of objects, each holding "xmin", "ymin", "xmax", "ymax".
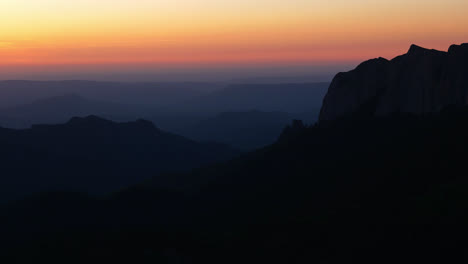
[
  {"xmin": 320, "ymin": 43, "xmax": 468, "ymax": 121},
  {"xmin": 0, "ymin": 80, "xmax": 220, "ymax": 107},
  {"xmin": 0, "ymin": 116, "xmax": 238, "ymax": 201},
  {"xmin": 0, "ymin": 81, "xmax": 329, "ymax": 114},
  {"xmin": 180, "ymin": 82, "xmax": 328, "ymax": 114},
  {"xmin": 0, "ymin": 82, "xmax": 327, "ymax": 149}
]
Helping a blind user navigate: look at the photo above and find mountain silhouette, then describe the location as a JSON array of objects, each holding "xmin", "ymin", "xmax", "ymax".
[
  {"xmin": 0, "ymin": 116, "xmax": 238, "ymax": 201},
  {"xmin": 320, "ymin": 43, "xmax": 468, "ymax": 121},
  {"xmin": 179, "ymin": 82, "xmax": 328, "ymax": 114},
  {"xmin": 0, "ymin": 80, "xmax": 217, "ymax": 107},
  {"xmin": 3, "ymin": 44, "xmax": 468, "ymax": 263}
]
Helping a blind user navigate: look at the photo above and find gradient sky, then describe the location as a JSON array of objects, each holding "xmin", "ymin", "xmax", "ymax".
[{"xmin": 1, "ymin": 0, "xmax": 468, "ymax": 80}]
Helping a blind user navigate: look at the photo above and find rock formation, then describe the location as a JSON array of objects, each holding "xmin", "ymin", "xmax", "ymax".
[{"xmin": 320, "ymin": 43, "xmax": 468, "ymax": 121}]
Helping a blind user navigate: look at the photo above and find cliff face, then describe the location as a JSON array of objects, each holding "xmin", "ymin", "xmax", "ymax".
[{"xmin": 319, "ymin": 43, "xmax": 468, "ymax": 121}]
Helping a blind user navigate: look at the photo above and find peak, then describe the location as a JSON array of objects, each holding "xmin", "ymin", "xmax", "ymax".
[
  {"xmin": 355, "ymin": 57, "xmax": 389, "ymax": 70},
  {"xmin": 448, "ymin": 43, "xmax": 468, "ymax": 54},
  {"xmin": 363, "ymin": 57, "xmax": 388, "ymax": 63},
  {"xmin": 408, "ymin": 44, "xmax": 429, "ymax": 54},
  {"xmin": 407, "ymin": 44, "xmax": 445, "ymax": 56}
]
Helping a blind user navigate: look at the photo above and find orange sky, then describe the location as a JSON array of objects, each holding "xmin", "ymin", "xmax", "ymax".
[{"xmin": 1, "ymin": 0, "xmax": 468, "ymax": 76}]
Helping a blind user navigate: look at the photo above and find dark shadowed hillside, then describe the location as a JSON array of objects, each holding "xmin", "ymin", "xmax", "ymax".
[
  {"xmin": 0, "ymin": 116, "xmax": 238, "ymax": 201},
  {"xmin": 2, "ymin": 108, "xmax": 468, "ymax": 263}
]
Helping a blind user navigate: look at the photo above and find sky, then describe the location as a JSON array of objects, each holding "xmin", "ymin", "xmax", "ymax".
[{"xmin": 1, "ymin": 0, "xmax": 468, "ymax": 81}]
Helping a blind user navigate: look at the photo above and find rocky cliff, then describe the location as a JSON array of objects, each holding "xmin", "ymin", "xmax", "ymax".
[{"xmin": 320, "ymin": 43, "xmax": 468, "ymax": 121}]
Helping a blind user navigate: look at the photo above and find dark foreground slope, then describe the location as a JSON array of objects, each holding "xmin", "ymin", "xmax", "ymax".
[
  {"xmin": 2, "ymin": 108, "xmax": 468, "ymax": 263},
  {"xmin": 320, "ymin": 43, "xmax": 468, "ymax": 121},
  {"xmin": 0, "ymin": 116, "xmax": 238, "ymax": 201}
]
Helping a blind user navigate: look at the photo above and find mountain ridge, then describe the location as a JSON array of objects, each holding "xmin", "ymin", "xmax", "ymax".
[
  {"xmin": 0, "ymin": 116, "xmax": 239, "ymax": 201},
  {"xmin": 320, "ymin": 43, "xmax": 468, "ymax": 121}
]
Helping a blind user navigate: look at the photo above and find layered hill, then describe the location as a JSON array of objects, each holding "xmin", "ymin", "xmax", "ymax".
[
  {"xmin": 180, "ymin": 82, "xmax": 328, "ymax": 114},
  {"xmin": 0, "ymin": 116, "xmax": 238, "ymax": 201},
  {"xmin": 3, "ymin": 44, "xmax": 468, "ymax": 263}
]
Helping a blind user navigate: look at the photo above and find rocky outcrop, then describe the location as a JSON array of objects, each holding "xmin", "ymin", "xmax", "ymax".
[{"xmin": 319, "ymin": 43, "xmax": 468, "ymax": 121}]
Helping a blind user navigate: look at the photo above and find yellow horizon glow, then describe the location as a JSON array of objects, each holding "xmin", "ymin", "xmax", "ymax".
[{"xmin": 1, "ymin": 0, "xmax": 468, "ymax": 67}]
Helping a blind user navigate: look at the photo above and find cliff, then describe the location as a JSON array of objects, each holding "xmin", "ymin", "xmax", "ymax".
[{"xmin": 320, "ymin": 43, "xmax": 468, "ymax": 121}]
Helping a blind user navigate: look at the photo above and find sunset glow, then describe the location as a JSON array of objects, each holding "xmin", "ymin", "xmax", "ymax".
[{"xmin": 1, "ymin": 0, "xmax": 468, "ymax": 76}]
